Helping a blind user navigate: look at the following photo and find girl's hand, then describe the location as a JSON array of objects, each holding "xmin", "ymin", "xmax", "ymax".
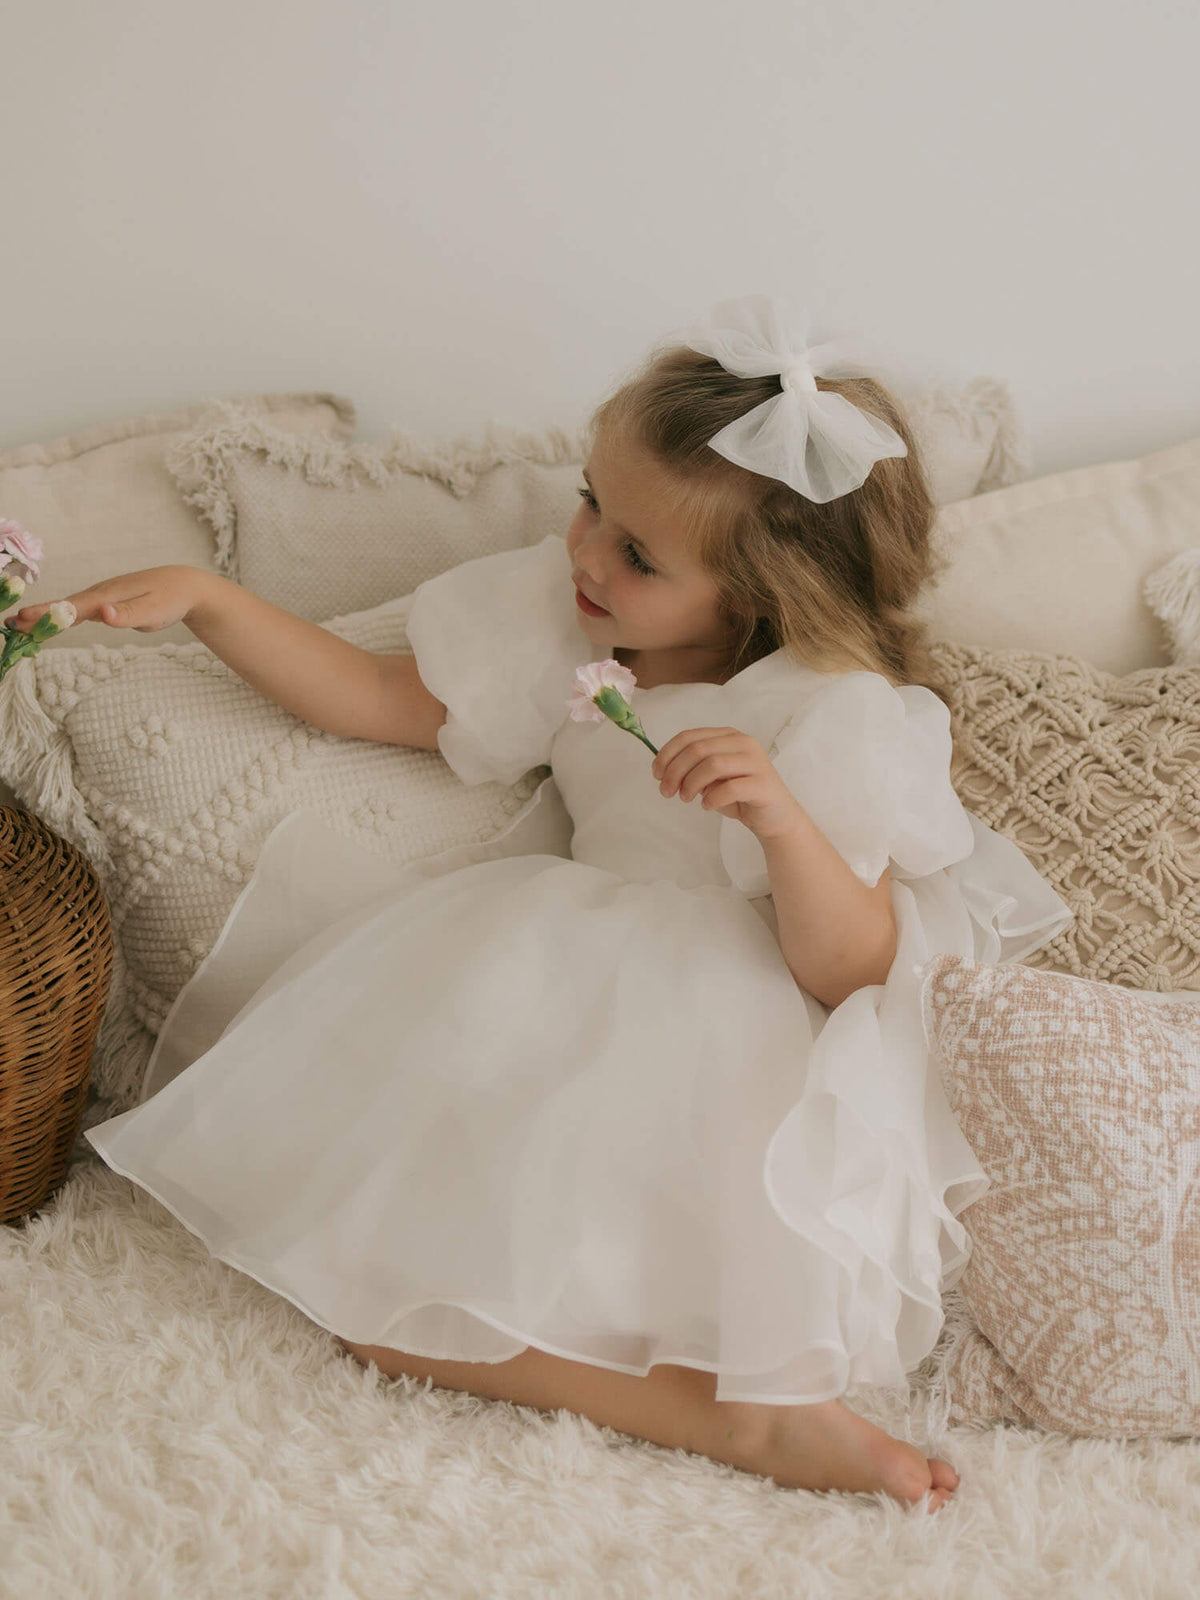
[
  {"xmin": 2, "ymin": 565, "xmax": 207, "ymax": 635},
  {"xmin": 651, "ymin": 726, "xmax": 804, "ymax": 842}
]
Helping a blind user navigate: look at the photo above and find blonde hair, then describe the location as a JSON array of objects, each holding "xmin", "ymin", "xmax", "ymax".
[{"xmin": 585, "ymin": 345, "xmax": 953, "ymax": 711}]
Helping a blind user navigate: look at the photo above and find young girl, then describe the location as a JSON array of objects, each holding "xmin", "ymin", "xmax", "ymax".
[{"xmin": 8, "ymin": 294, "xmax": 1072, "ymax": 1513}]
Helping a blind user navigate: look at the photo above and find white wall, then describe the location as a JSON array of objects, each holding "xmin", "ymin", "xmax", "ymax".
[{"xmin": 4, "ymin": 0, "xmax": 1198, "ymax": 478}]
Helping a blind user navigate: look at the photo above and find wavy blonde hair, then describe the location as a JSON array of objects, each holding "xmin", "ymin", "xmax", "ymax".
[{"xmin": 585, "ymin": 345, "xmax": 953, "ymax": 710}]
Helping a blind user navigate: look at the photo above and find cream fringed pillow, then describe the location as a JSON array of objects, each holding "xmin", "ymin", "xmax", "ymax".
[
  {"xmin": 921, "ymin": 953, "xmax": 1200, "ymax": 1437},
  {"xmin": 165, "ymin": 412, "xmax": 589, "ymax": 624},
  {"xmin": 0, "ymin": 592, "xmax": 572, "ymax": 1114},
  {"xmin": 162, "ymin": 381, "xmax": 1030, "ymax": 625},
  {"xmin": 929, "ymin": 643, "xmax": 1200, "ymax": 991}
]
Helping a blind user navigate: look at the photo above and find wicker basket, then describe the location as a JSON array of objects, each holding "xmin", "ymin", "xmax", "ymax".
[{"xmin": 0, "ymin": 806, "xmax": 114, "ymax": 1226}]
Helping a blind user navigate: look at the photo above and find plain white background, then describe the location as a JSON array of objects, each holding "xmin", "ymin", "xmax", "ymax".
[{"xmin": 3, "ymin": 0, "xmax": 1198, "ymax": 476}]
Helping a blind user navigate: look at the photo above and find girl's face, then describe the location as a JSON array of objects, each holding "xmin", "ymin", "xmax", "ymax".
[{"xmin": 566, "ymin": 433, "xmax": 735, "ymax": 673}]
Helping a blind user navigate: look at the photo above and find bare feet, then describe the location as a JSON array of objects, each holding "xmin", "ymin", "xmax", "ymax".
[{"xmin": 723, "ymin": 1396, "xmax": 960, "ymax": 1513}]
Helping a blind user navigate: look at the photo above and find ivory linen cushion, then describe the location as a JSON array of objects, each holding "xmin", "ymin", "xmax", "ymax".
[
  {"xmin": 0, "ymin": 589, "xmax": 571, "ymax": 1114},
  {"xmin": 929, "ymin": 642, "xmax": 1200, "ymax": 992},
  {"xmin": 0, "ymin": 394, "xmax": 356, "ymax": 814},
  {"xmin": 163, "ymin": 381, "xmax": 1030, "ymax": 625},
  {"xmin": 921, "ymin": 952, "xmax": 1200, "ymax": 1437},
  {"xmin": 916, "ymin": 434, "xmax": 1200, "ymax": 676},
  {"xmin": 1142, "ymin": 547, "xmax": 1200, "ymax": 666},
  {"xmin": 0, "ymin": 392, "xmax": 356, "ymax": 654}
]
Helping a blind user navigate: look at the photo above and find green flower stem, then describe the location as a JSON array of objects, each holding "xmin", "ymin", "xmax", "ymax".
[
  {"xmin": 594, "ymin": 685, "xmax": 659, "ymax": 756},
  {"xmin": 0, "ymin": 618, "xmax": 54, "ymax": 683}
]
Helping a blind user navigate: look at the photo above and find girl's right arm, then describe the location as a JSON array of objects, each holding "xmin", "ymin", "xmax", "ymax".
[{"xmin": 4, "ymin": 566, "xmax": 448, "ymax": 751}]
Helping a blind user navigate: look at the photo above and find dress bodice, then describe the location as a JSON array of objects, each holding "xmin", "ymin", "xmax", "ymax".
[{"xmin": 551, "ymin": 659, "xmax": 810, "ymax": 891}]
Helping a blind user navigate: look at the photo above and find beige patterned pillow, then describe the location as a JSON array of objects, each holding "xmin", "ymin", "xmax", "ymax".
[
  {"xmin": 921, "ymin": 953, "xmax": 1200, "ymax": 1436},
  {"xmin": 929, "ymin": 643, "xmax": 1200, "ymax": 991},
  {"xmin": 162, "ymin": 381, "xmax": 1029, "ymax": 625},
  {"xmin": 0, "ymin": 591, "xmax": 572, "ymax": 1113}
]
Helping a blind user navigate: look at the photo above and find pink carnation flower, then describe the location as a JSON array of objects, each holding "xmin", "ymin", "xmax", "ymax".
[
  {"xmin": 567, "ymin": 658, "xmax": 659, "ymax": 756},
  {"xmin": 567, "ymin": 657, "xmax": 638, "ymax": 722},
  {"xmin": 0, "ymin": 518, "xmax": 45, "ymax": 585}
]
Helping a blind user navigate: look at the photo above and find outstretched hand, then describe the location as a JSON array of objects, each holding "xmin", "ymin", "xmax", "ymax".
[
  {"xmin": 3, "ymin": 565, "xmax": 203, "ymax": 635},
  {"xmin": 651, "ymin": 726, "xmax": 803, "ymax": 842}
]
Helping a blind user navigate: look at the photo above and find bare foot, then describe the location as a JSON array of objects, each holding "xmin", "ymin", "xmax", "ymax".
[{"xmin": 723, "ymin": 1396, "xmax": 960, "ymax": 1513}]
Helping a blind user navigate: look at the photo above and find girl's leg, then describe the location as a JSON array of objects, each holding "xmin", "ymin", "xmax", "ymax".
[{"xmin": 336, "ymin": 1337, "xmax": 958, "ymax": 1511}]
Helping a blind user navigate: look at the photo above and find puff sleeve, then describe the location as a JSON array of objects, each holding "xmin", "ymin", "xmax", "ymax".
[
  {"xmin": 405, "ymin": 534, "xmax": 590, "ymax": 787},
  {"xmin": 719, "ymin": 671, "xmax": 976, "ymax": 898}
]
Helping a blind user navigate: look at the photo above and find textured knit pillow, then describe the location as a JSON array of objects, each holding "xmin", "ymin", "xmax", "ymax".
[
  {"xmin": 929, "ymin": 643, "xmax": 1200, "ymax": 991},
  {"xmin": 921, "ymin": 952, "xmax": 1200, "ymax": 1437},
  {"xmin": 163, "ymin": 382, "xmax": 1029, "ymax": 624},
  {"xmin": 916, "ymin": 434, "xmax": 1200, "ymax": 676},
  {"xmin": 0, "ymin": 592, "xmax": 572, "ymax": 1113}
]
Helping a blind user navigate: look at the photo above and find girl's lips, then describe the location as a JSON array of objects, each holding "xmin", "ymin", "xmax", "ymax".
[{"xmin": 574, "ymin": 586, "xmax": 610, "ymax": 617}]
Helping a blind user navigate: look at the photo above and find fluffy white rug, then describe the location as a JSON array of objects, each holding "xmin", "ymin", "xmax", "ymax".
[{"xmin": 4, "ymin": 1127, "xmax": 1200, "ymax": 1599}]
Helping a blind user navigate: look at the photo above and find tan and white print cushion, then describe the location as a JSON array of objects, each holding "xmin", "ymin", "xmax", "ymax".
[
  {"xmin": 929, "ymin": 643, "xmax": 1200, "ymax": 991},
  {"xmin": 162, "ymin": 381, "xmax": 1030, "ymax": 626},
  {"xmin": 921, "ymin": 952, "xmax": 1200, "ymax": 1437},
  {"xmin": 0, "ymin": 589, "xmax": 572, "ymax": 1114}
]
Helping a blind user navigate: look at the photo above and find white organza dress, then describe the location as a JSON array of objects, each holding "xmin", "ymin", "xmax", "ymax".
[{"xmin": 86, "ymin": 534, "xmax": 1074, "ymax": 1403}]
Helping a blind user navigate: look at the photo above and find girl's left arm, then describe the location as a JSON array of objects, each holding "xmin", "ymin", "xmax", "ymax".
[
  {"xmin": 650, "ymin": 725, "xmax": 897, "ymax": 1011},
  {"xmin": 759, "ymin": 817, "xmax": 898, "ymax": 1010}
]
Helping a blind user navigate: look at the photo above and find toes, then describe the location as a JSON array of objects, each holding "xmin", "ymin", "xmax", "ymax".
[
  {"xmin": 921, "ymin": 1486, "xmax": 955, "ymax": 1514},
  {"xmin": 888, "ymin": 1453, "xmax": 960, "ymax": 1511},
  {"xmin": 928, "ymin": 1456, "xmax": 960, "ymax": 1492}
]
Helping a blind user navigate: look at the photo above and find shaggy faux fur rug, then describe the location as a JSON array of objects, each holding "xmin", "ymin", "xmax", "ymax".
[{"xmin": 4, "ymin": 1127, "xmax": 1200, "ymax": 1599}]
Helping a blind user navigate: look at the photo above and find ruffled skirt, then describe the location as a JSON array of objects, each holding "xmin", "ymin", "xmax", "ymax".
[{"xmin": 86, "ymin": 807, "xmax": 1072, "ymax": 1403}]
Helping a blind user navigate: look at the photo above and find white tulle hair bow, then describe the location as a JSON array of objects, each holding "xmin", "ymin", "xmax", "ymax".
[{"xmin": 670, "ymin": 292, "xmax": 908, "ymax": 503}]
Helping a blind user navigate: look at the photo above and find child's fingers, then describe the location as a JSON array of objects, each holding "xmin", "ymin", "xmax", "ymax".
[
  {"xmin": 651, "ymin": 727, "xmax": 743, "ymax": 781},
  {"xmin": 7, "ymin": 584, "xmax": 148, "ymax": 631},
  {"xmin": 2, "ymin": 602, "xmax": 53, "ymax": 633},
  {"xmin": 653, "ymin": 730, "xmax": 750, "ymax": 797},
  {"xmin": 4, "ymin": 597, "xmax": 82, "ymax": 631},
  {"xmin": 662, "ymin": 753, "xmax": 745, "ymax": 803}
]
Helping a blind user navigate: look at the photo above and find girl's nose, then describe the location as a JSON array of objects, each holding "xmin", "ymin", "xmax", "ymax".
[{"xmin": 572, "ymin": 533, "xmax": 605, "ymax": 587}]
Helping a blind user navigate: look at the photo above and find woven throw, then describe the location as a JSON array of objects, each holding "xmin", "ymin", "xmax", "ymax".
[{"xmin": 929, "ymin": 643, "xmax": 1200, "ymax": 990}]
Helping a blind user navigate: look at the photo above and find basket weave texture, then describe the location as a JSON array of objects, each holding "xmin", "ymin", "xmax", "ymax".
[{"xmin": 1, "ymin": 806, "xmax": 113, "ymax": 1225}]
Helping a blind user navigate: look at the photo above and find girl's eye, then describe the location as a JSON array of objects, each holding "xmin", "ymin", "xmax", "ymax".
[{"xmin": 576, "ymin": 486, "xmax": 656, "ymax": 576}]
